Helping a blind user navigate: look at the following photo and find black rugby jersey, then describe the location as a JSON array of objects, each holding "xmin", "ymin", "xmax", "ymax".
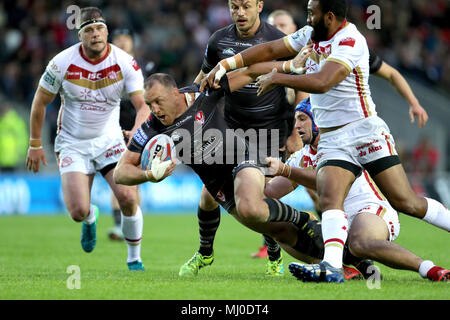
[
  {"xmin": 128, "ymin": 77, "xmax": 248, "ymax": 209},
  {"xmin": 201, "ymin": 21, "xmax": 292, "ymax": 133}
]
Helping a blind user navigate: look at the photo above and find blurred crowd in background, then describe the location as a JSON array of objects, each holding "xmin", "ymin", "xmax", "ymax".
[{"xmin": 0, "ymin": 0, "xmax": 448, "ymax": 190}]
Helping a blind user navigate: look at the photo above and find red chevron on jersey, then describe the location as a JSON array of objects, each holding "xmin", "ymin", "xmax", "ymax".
[{"xmin": 339, "ymin": 37, "xmax": 356, "ymax": 47}]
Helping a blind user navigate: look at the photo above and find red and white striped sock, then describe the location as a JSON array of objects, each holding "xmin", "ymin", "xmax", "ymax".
[
  {"xmin": 321, "ymin": 209, "xmax": 348, "ymax": 269},
  {"xmin": 122, "ymin": 206, "xmax": 143, "ymax": 263}
]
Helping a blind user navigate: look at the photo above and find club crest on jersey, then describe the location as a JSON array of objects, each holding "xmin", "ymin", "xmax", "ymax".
[
  {"xmin": 216, "ymin": 190, "xmax": 225, "ymax": 202},
  {"xmin": 131, "ymin": 58, "xmax": 140, "ymax": 71},
  {"xmin": 195, "ymin": 111, "xmax": 205, "ymax": 124},
  {"xmin": 339, "ymin": 37, "xmax": 356, "ymax": 47}
]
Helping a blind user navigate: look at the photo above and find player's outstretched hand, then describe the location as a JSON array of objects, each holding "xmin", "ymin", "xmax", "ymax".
[
  {"xmin": 200, "ymin": 63, "xmax": 224, "ymax": 92},
  {"xmin": 256, "ymin": 68, "xmax": 278, "ymax": 96},
  {"xmin": 26, "ymin": 147, "xmax": 47, "ymax": 173},
  {"xmin": 409, "ymin": 103, "xmax": 428, "ymax": 128}
]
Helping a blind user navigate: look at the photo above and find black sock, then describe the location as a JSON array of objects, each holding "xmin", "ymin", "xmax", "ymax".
[
  {"xmin": 263, "ymin": 234, "xmax": 281, "ymax": 261},
  {"xmin": 292, "ymin": 219, "xmax": 324, "ymax": 259},
  {"xmin": 197, "ymin": 206, "xmax": 221, "ymax": 256},
  {"xmin": 113, "ymin": 209, "xmax": 121, "ymax": 227},
  {"xmin": 264, "ymin": 198, "xmax": 310, "ymax": 226}
]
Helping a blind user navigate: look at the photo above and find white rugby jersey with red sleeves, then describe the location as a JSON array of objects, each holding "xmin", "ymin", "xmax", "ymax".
[
  {"xmin": 38, "ymin": 43, "xmax": 144, "ymax": 142},
  {"xmin": 286, "ymin": 144, "xmax": 388, "ymax": 209},
  {"xmin": 284, "ymin": 20, "xmax": 377, "ymax": 128}
]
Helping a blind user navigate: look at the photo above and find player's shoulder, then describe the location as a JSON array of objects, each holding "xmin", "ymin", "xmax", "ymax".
[
  {"xmin": 288, "ymin": 25, "xmax": 313, "ymax": 41},
  {"xmin": 48, "ymin": 42, "xmax": 81, "ymax": 70},
  {"xmin": 209, "ymin": 24, "xmax": 235, "ymax": 42},
  {"xmin": 333, "ymin": 22, "xmax": 366, "ymax": 47}
]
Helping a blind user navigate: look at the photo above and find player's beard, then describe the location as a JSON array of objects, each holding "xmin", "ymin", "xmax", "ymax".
[{"xmin": 310, "ymin": 17, "xmax": 329, "ymax": 42}]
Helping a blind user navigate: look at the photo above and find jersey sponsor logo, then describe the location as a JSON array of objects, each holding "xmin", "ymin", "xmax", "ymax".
[
  {"xmin": 64, "ymin": 64, "xmax": 123, "ymax": 90},
  {"xmin": 43, "ymin": 71, "xmax": 56, "ymax": 86},
  {"xmin": 339, "ymin": 37, "xmax": 356, "ymax": 47},
  {"xmin": 222, "ymin": 47, "xmax": 236, "ymax": 56},
  {"xmin": 134, "ymin": 128, "xmax": 148, "ymax": 147},
  {"xmin": 80, "ymin": 103, "xmax": 107, "ymax": 111}
]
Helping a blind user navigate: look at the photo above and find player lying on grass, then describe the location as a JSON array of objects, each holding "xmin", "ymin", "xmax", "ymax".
[
  {"xmin": 113, "ymin": 62, "xmax": 376, "ymax": 278},
  {"xmin": 263, "ymin": 98, "xmax": 449, "ymax": 282}
]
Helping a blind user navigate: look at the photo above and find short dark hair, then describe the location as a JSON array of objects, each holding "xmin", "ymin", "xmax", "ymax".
[
  {"xmin": 80, "ymin": 7, "xmax": 105, "ymax": 24},
  {"xmin": 144, "ymin": 73, "xmax": 178, "ymax": 90},
  {"xmin": 317, "ymin": 0, "xmax": 347, "ymax": 20}
]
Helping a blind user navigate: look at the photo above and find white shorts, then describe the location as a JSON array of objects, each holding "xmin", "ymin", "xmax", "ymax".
[
  {"xmin": 55, "ymin": 134, "xmax": 126, "ymax": 175},
  {"xmin": 346, "ymin": 201, "xmax": 400, "ymax": 241},
  {"xmin": 317, "ymin": 116, "xmax": 398, "ymax": 173}
]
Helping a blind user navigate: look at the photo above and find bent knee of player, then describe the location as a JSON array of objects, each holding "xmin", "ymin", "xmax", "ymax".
[
  {"xmin": 114, "ymin": 188, "xmax": 138, "ymax": 210},
  {"xmin": 69, "ymin": 205, "xmax": 90, "ymax": 222},
  {"xmin": 236, "ymin": 198, "xmax": 265, "ymax": 223}
]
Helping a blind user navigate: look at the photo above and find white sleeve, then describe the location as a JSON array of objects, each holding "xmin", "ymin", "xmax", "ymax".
[
  {"xmin": 38, "ymin": 57, "xmax": 64, "ymax": 95},
  {"xmin": 121, "ymin": 55, "xmax": 144, "ymax": 96},
  {"xmin": 285, "ymin": 26, "xmax": 313, "ymax": 53},
  {"xmin": 326, "ymin": 34, "xmax": 366, "ymax": 72},
  {"xmin": 286, "ymin": 149, "xmax": 305, "ymax": 168}
]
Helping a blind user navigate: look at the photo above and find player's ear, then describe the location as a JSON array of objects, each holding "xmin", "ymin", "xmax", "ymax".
[
  {"xmin": 78, "ymin": 32, "xmax": 82, "ymax": 41},
  {"xmin": 257, "ymin": 0, "xmax": 264, "ymax": 13}
]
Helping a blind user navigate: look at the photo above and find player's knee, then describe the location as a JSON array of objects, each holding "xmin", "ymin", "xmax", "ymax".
[
  {"xmin": 69, "ymin": 206, "xmax": 90, "ymax": 222},
  {"xmin": 115, "ymin": 189, "xmax": 138, "ymax": 208},
  {"xmin": 236, "ymin": 198, "xmax": 264, "ymax": 223},
  {"xmin": 348, "ymin": 234, "xmax": 371, "ymax": 258}
]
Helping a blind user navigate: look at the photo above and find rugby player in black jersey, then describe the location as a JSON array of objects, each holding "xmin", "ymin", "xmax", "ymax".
[
  {"xmin": 113, "ymin": 60, "xmax": 375, "ymax": 279},
  {"xmin": 187, "ymin": 0, "xmax": 304, "ymax": 276}
]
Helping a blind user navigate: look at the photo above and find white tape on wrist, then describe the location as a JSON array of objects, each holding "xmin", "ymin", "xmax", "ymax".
[
  {"xmin": 215, "ymin": 63, "xmax": 227, "ymax": 83},
  {"xmin": 289, "ymin": 60, "xmax": 305, "ymax": 74}
]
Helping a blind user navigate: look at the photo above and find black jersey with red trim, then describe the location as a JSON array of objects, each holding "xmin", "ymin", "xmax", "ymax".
[
  {"xmin": 128, "ymin": 77, "xmax": 248, "ymax": 205},
  {"xmin": 201, "ymin": 21, "xmax": 291, "ymax": 133}
]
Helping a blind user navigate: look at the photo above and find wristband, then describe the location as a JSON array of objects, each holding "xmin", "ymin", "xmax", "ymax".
[
  {"xmin": 29, "ymin": 146, "xmax": 43, "ymax": 150},
  {"xmin": 289, "ymin": 60, "xmax": 305, "ymax": 74},
  {"xmin": 29, "ymin": 138, "xmax": 42, "ymax": 148},
  {"xmin": 222, "ymin": 53, "xmax": 244, "ymax": 71}
]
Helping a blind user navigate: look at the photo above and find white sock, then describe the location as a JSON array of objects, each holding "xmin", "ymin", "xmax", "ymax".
[
  {"xmin": 84, "ymin": 204, "xmax": 97, "ymax": 225},
  {"xmin": 419, "ymin": 260, "xmax": 435, "ymax": 278},
  {"xmin": 321, "ymin": 209, "xmax": 348, "ymax": 269},
  {"xmin": 423, "ymin": 198, "xmax": 450, "ymax": 231},
  {"xmin": 122, "ymin": 206, "xmax": 143, "ymax": 263}
]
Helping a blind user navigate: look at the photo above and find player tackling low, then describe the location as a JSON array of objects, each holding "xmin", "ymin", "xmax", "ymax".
[
  {"xmin": 201, "ymin": 0, "xmax": 450, "ymax": 282},
  {"xmin": 26, "ymin": 7, "xmax": 149, "ymax": 271}
]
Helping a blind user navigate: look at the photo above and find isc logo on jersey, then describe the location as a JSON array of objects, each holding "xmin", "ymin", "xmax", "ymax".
[{"xmin": 141, "ymin": 134, "xmax": 176, "ymax": 170}]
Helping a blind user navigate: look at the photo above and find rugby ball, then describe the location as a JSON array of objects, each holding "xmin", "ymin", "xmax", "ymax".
[{"xmin": 141, "ymin": 134, "xmax": 175, "ymax": 170}]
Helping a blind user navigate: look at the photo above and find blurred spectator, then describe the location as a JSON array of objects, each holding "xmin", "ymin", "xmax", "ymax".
[
  {"xmin": 411, "ymin": 135, "xmax": 441, "ymax": 200},
  {"xmin": 0, "ymin": 101, "xmax": 28, "ymax": 171},
  {"xmin": 0, "ymin": 0, "xmax": 448, "ymax": 170}
]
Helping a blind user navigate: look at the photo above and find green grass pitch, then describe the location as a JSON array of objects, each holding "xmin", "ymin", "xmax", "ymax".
[{"xmin": 0, "ymin": 212, "xmax": 448, "ymax": 300}]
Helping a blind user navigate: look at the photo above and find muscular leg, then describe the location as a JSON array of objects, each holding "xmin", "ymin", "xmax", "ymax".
[
  {"xmin": 372, "ymin": 164, "xmax": 450, "ymax": 231},
  {"xmin": 316, "ymin": 165, "xmax": 355, "ymax": 269},
  {"xmin": 197, "ymin": 185, "xmax": 221, "ymax": 256},
  {"xmin": 61, "ymin": 172, "xmax": 95, "ymax": 222},
  {"xmin": 104, "ymin": 169, "xmax": 142, "ymax": 264},
  {"xmin": 348, "ymin": 213, "xmax": 422, "ymax": 271}
]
